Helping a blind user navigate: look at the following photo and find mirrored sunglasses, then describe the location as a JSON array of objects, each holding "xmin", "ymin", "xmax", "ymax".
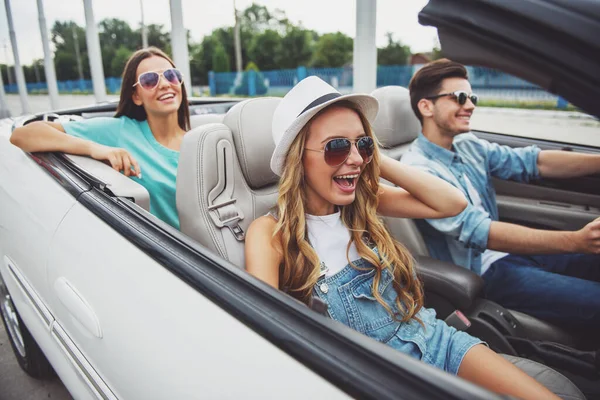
[
  {"xmin": 305, "ymin": 136, "xmax": 375, "ymax": 167},
  {"xmin": 133, "ymin": 68, "xmax": 183, "ymax": 90},
  {"xmin": 425, "ymin": 90, "xmax": 478, "ymax": 106}
]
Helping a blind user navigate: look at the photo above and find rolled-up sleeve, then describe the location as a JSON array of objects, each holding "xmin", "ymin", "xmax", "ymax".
[
  {"xmin": 482, "ymin": 139, "xmax": 540, "ymax": 182},
  {"xmin": 425, "ymin": 202, "xmax": 492, "ymax": 252}
]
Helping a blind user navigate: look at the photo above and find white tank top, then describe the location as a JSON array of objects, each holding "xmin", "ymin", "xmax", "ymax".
[{"xmin": 306, "ymin": 211, "xmax": 361, "ymax": 276}]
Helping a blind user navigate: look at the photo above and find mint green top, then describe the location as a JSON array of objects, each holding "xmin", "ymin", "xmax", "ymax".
[{"xmin": 63, "ymin": 116, "xmax": 180, "ymax": 230}]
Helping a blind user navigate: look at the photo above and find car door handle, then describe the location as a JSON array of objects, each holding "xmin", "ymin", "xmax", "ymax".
[{"xmin": 54, "ymin": 277, "xmax": 102, "ymax": 338}]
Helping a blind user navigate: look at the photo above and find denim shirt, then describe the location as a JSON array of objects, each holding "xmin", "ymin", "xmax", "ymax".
[
  {"xmin": 402, "ymin": 133, "xmax": 541, "ymax": 275},
  {"xmin": 312, "ymin": 254, "xmax": 482, "ymax": 375}
]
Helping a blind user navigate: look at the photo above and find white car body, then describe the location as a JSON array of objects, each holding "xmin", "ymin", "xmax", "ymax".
[{"xmin": 0, "ymin": 117, "xmax": 352, "ymax": 399}]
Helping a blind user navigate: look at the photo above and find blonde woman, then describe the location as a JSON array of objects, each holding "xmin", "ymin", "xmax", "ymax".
[{"xmin": 245, "ymin": 77, "xmax": 560, "ymax": 399}]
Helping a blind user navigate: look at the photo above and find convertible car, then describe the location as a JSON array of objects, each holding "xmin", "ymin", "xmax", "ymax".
[{"xmin": 1, "ymin": 0, "xmax": 599, "ymax": 399}]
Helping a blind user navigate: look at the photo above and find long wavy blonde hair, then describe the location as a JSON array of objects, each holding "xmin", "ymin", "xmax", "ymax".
[{"xmin": 274, "ymin": 101, "xmax": 424, "ymax": 322}]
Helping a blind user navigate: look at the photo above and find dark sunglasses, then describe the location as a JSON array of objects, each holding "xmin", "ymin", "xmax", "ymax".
[
  {"xmin": 305, "ymin": 136, "xmax": 375, "ymax": 167},
  {"xmin": 133, "ymin": 68, "xmax": 183, "ymax": 90},
  {"xmin": 425, "ymin": 90, "xmax": 478, "ymax": 106}
]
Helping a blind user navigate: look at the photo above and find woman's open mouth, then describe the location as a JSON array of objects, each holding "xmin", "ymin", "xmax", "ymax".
[
  {"xmin": 333, "ymin": 173, "xmax": 359, "ymax": 193},
  {"xmin": 158, "ymin": 93, "xmax": 176, "ymax": 103}
]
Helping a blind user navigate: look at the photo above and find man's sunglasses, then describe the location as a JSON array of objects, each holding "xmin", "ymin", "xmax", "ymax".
[
  {"xmin": 425, "ymin": 90, "xmax": 478, "ymax": 106},
  {"xmin": 133, "ymin": 68, "xmax": 183, "ymax": 90},
  {"xmin": 305, "ymin": 136, "xmax": 375, "ymax": 167}
]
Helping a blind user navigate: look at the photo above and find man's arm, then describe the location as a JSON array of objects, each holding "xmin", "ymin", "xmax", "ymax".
[
  {"xmin": 537, "ymin": 150, "xmax": 600, "ymax": 178},
  {"xmin": 487, "ymin": 219, "xmax": 600, "ymax": 254}
]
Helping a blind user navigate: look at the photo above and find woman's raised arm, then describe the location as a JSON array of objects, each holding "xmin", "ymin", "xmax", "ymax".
[{"xmin": 377, "ymin": 154, "xmax": 467, "ymax": 219}]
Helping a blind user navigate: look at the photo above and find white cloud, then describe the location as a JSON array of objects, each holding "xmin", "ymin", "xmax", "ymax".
[{"xmin": 0, "ymin": 0, "xmax": 437, "ymax": 67}]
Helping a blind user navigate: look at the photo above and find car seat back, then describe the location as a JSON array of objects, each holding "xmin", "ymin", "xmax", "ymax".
[
  {"xmin": 371, "ymin": 86, "xmax": 429, "ymax": 256},
  {"xmin": 176, "ymin": 98, "xmax": 281, "ymax": 268}
]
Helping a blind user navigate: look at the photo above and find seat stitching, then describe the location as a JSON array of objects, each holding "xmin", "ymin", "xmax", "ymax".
[{"xmin": 197, "ymin": 126, "xmax": 228, "ymax": 258}]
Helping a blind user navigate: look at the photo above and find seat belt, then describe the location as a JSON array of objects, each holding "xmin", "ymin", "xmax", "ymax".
[{"xmin": 207, "ymin": 139, "xmax": 246, "ymax": 266}]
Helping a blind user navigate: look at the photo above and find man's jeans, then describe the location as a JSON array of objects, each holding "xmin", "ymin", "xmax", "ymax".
[{"xmin": 482, "ymin": 253, "xmax": 600, "ymax": 330}]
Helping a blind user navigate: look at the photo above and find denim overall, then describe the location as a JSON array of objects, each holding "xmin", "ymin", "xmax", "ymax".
[{"xmin": 312, "ymin": 254, "xmax": 482, "ymax": 375}]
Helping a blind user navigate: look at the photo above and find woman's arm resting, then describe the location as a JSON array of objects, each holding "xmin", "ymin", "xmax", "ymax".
[
  {"xmin": 245, "ymin": 216, "xmax": 283, "ymax": 288},
  {"xmin": 458, "ymin": 345, "xmax": 559, "ymax": 400},
  {"xmin": 377, "ymin": 154, "xmax": 467, "ymax": 219},
  {"xmin": 10, "ymin": 121, "xmax": 94, "ymax": 154},
  {"xmin": 10, "ymin": 121, "xmax": 141, "ymax": 176}
]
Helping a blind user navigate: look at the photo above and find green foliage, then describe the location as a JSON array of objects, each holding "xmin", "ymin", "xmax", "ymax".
[
  {"xmin": 19, "ymin": 3, "xmax": 445, "ymax": 87},
  {"xmin": 277, "ymin": 26, "xmax": 315, "ymax": 69},
  {"xmin": 312, "ymin": 32, "xmax": 353, "ymax": 67},
  {"xmin": 111, "ymin": 46, "xmax": 133, "ymax": 77},
  {"xmin": 377, "ymin": 33, "xmax": 410, "ymax": 65},
  {"xmin": 245, "ymin": 61, "xmax": 260, "ymax": 72},
  {"xmin": 249, "ymin": 30, "xmax": 282, "ymax": 71},
  {"xmin": 51, "ymin": 21, "xmax": 89, "ymax": 80},
  {"xmin": 212, "ymin": 44, "xmax": 230, "ymax": 73}
]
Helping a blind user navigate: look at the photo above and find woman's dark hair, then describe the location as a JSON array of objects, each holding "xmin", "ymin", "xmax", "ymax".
[
  {"xmin": 115, "ymin": 47, "xmax": 190, "ymax": 131},
  {"xmin": 408, "ymin": 58, "xmax": 468, "ymax": 124}
]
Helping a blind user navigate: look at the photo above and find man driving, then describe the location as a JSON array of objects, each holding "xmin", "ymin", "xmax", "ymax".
[{"xmin": 402, "ymin": 58, "xmax": 600, "ymax": 331}]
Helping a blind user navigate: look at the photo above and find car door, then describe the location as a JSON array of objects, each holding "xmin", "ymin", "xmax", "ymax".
[
  {"xmin": 0, "ymin": 127, "xmax": 100, "ymax": 398},
  {"xmin": 43, "ymin": 187, "xmax": 352, "ymax": 399}
]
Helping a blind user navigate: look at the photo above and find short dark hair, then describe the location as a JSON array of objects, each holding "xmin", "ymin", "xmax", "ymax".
[
  {"xmin": 115, "ymin": 47, "xmax": 190, "ymax": 131},
  {"xmin": 408, "ymin": 58, "xmax": 468, "ymax": 124}
]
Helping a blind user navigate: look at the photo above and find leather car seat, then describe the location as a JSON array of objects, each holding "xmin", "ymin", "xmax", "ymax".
[{"xmin": 176, "ymin": 98, "xmax": 281, "ymax": 268}]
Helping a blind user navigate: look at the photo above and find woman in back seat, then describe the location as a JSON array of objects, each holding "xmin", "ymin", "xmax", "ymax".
[
  {"xmin": 10, "ymin": 47, "xmax": 189, "ymax": 229},
  {"xmin": 245, "ymin": 77, "xmax": 559, "ymax": 399}
]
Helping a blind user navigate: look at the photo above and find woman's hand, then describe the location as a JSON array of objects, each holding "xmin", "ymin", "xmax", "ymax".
[
  {"xmin": 377, "ymin": 154, "xmax": 467, "ymax": 219},
  {"xmin": 90, "ymin": 144, "xmax": 141, "ymax": 177}
]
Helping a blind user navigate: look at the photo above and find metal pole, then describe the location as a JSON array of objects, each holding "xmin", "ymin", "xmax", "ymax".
[
  {"xmin": 353, "ymin": 0, "xmax": 377, "ymax": 93},
  {"xmin": 233, "ymin": 0, "xmax": 242, "ymax": 72},
  {"xmin": 140, "ymin": 0, "xmax": 148, "ymax": 48},
  {"xmin": 169, "ymin": 0, "xmax": 191, "ymax": 89},
  {"xmin": 33, "ymin": 62, "xmax": 40, "ymax": 83},
  {"xmin": 0, "ymin": 64, "xmax": 10, "ymax": 118},
  {"xmin": 3, "ymin": 41, "xmax": 13, "ymax": 85},
  {"xmin": 37, "ymin": 0, "xmax": 59, "ymax": 109},
  {"xmin": 4, "ymin": 0, "xmax": 29, "ymax": 114},
  {"xmin": 82, "ymin": 0, "xmax": 107, "ymax": 102},
  {"xmin": 72, "ymin": 26, "xmax": 85, "ymax": 81}
]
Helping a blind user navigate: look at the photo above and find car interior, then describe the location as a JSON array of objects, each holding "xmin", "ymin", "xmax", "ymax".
[{"xmin": 26, "ymin": 88, "xmax": 600, "ymax": 396}]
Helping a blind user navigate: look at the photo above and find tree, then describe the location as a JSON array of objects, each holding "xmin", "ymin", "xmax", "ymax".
[
  {"xmin": 99, "ymin": 18, "xmax": 139, "ymax": 76},
  {"xmin": 51, "ymin": 21, "xmax": 89, "ymax": 80},
  {"xmin": 111, "ymin": 46, "xmax": 133, "ymax": 77},
  {"xmin": 277, "ymin": 26, "xmax": 315, "ymax": 69},
  {"xmin": 377, "ymin": 33, "xmax": 411, "ymax": 65},
  {"xmin": 143, "ymin": 24, "xmax": 171, "ymax": 55},
  {"xmin": 248, "ymin": 29, "xmax": 282, "ymax": 71},
  {"xmin": 212, "ymin": 43, "xmax": 230, "ymax": 73},
  {"xmin": 312, "ymin": 32, "xmax": 353, "ymax": 67}
]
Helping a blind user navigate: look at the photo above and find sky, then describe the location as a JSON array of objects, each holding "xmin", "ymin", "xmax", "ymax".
[{"xmin": 0, "ymin": 0, "xmax": 439, "ymax": 65}]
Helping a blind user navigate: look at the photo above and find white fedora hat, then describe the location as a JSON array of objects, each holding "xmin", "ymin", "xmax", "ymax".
[{"xmin": 270, "ymin": 76, "xmax": 379, "ymax": 176}]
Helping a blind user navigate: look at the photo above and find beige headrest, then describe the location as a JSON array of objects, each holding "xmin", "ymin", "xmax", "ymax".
[
  {"xmin": 371, "ymin": 86, "xmax": 421, "ymax": 147},
  {"xmin": 223, "ymin": 97, "xmax": 281, "ymax": 189}
]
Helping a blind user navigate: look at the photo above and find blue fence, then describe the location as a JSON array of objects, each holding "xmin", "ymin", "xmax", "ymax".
[
  {"xmin": 4, "ymin": 77, "xmax": 123, "ymax": 94},
  {"xmin": 209, "ymin": 65, "xmax": 566, "ymax": 107},
  {"xmin": 3, "ymin": 64, "xmax": 566, "ymax": 108}
]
